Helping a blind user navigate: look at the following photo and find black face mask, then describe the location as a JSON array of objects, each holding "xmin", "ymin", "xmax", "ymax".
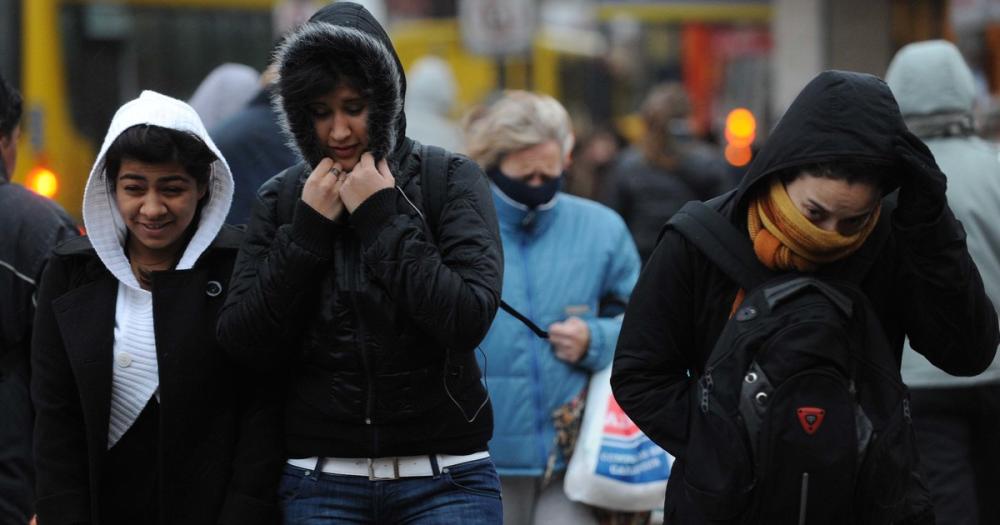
[{"xmin": 487, "ymin": 167, "xmax": 563, "ymax": 209}]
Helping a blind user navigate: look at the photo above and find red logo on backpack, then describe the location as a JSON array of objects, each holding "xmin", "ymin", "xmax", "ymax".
[{"xmin": 796, "ymin": 407, "xmax": 826, "ymax": 435}]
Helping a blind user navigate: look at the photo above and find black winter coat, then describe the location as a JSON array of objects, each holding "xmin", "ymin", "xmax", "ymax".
[
  {"xmin": 0, "ymin": 179, "xmax": 77, "ymax": 523},
  {"xmin": 216, "ymin": 3, "xmax": 504, "ymax": 459},
  {"xmin": 31, "ymin": 226, "xmax": 283, "ymax": 525},
  {"xmin": 611, "ymin": 71, "xmax": 999, "ymax": 524}
]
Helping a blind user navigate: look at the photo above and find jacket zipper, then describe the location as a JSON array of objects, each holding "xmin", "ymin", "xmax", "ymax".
[
  {"xmin": 345, "ymin": 235, "xmax": 376, "ymax": 432},
  {"xmin": 519, "ymin": 235, "xmax": 549, "ymax": 469}
]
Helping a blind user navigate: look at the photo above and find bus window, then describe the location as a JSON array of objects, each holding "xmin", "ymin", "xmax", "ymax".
[
  {"xmin": 58, "ymin": 3, "xmax": 272, "ymax": 148},
  {"xmin": 0, "ymin": 0, "xmax": 22, "ymax": 88}
]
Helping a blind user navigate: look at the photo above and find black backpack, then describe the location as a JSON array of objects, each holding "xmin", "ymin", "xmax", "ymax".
[{"xmin": 667, "ymin": 200, "xmax": 924, "ymax": 524}]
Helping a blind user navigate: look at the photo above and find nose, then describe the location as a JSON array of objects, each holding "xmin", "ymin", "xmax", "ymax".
[
  {"xmin": 330, "ymin": 113, "xmax": 351, "ymax": 143},
  {"xmin": 139, "ymin": 192, "xmax": 167, "ymax": 218}
]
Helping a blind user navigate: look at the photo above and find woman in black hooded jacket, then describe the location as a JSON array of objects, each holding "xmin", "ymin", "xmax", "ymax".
[
  {"xmin": 611, "ymin": 70, "xmax": 999, "ymax": 524},
  {"xmin": 216, "ymin": 2, "xmax": 504, "ymax": 523}
]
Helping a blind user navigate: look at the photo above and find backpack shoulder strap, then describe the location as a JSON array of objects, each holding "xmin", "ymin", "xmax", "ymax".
[
  {"xmin": 276, "ymin": 164, "xmax": 307, "ymax": 225},
  {"xmin": 418, "ymin": 144, "xmax": 450, "ymax": 243},
  {"xmin": 418, "ymin": 143, "xmax": 549, "ymax": 339},
  {"xmin": 667, "ymin": 199, "xmax": 773, "ymax": 290}
]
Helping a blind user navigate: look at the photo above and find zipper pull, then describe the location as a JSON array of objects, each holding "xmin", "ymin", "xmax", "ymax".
[
  {"xmin": 902, "ymin": 398, "xmax": 912, "ymax": 422},
  {"xmin": 700, "ymin": 372, "xmax": 713, "ymax": 413}
]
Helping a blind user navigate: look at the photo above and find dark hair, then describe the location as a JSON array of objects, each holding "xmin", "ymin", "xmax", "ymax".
[
  {"xmin": 104, "ymin": 124, "xmax": 216, "ymax": 198},
  {"xmin": 778, "ymin": 161, "xmax": 895, "ymax": 195},
  {"xmin": 280, "ymin": 52, "xmax": 372, "ymax": 109},
  {"xmin": 0, "ymin": 73, "xmax": 22, "ymax": 138}
]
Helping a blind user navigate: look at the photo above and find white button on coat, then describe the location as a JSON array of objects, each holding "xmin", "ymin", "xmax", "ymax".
[{"xmin": 115, "ymin": 352, "xmax": 133, "ymax": 368}]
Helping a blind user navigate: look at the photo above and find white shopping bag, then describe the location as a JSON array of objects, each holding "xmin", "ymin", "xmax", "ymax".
[{"xmin": 564, "ymin": 366, "xmax": 672, "ymax": 511}]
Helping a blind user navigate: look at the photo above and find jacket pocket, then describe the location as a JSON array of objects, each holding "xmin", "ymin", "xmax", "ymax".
[
  {"xmin": 683, "ymin": 377, "xmax": 755, "ymax": 521},
  {"xmin": 854, "ymin": 398, "xmax": 913, "ymax": 524}
]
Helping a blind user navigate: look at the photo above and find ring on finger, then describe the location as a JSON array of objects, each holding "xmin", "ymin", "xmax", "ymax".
[{"xmin": 330, "ymin": 167, "xmax": 342, "ymax": 177}]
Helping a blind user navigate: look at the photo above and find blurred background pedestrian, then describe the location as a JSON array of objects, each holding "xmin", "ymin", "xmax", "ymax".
[
  {"xmin": 211, "ymin": 44, "xmax": 299, "ymax": 226},
  {"xmin": 404, "ymin": 55, "xmax": 465, "ymax": 153},
  {"xmin": 465, "ymin": 90, "xmax": 641, "ymax": 525},
  {"xmin": 0, "ymin": 71, "xmax": 77, "ymax": 525},
  {"xmin": 887, "ymin": 39, "xmax": 1000, "ymax": 525},
  {"xmin": 602, "ymin": 83, "xmax": 732, "ymax": 264},
  {"xmin": 188, "ymin": 63, "xmax": 261, "ymax": 131}
]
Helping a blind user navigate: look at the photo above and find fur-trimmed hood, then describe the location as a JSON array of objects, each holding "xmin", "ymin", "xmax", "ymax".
[{"xmin": 273, "ymin": 1, "xmax": 407, "ymax": 168}]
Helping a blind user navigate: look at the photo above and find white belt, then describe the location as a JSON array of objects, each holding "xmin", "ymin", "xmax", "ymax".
[{"xmin": 287, "ymin": 451, "xmax": 490, "ymax": 480}]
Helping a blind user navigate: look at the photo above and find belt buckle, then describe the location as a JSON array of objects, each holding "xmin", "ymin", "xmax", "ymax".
[{"xmin": 368, "ymin": 457, "xmax": 401, "ymax": 481}]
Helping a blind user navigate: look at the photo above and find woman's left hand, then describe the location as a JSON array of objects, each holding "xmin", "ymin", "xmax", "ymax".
[{"xmin": 341, "ymin": 152, "xmax": 395, "ymax": 213}]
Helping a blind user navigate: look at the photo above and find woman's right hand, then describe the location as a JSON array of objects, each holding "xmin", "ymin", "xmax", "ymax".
[{"xmin": 301, "ymin": 157, "xmax": 346, "ymax": 220}]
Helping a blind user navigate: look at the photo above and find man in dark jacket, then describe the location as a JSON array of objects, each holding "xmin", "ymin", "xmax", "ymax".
[
  {"xmin": 603, "ymin": 83, "xmax": 732, "ymax": 262},
  {"xmin": 612, "ymin": 71, "xmax": 999, "ymax": 524},
  {"xmin": 0, "ymin": 74, "xmax": 78, "ymax": 524},
  {"xmin": 217, "ymin": 3, "xmax": 504, "ymax": 522},
  {"xmin": 212, "ymin": 63, "xmax": 299, "ymax": 226}
]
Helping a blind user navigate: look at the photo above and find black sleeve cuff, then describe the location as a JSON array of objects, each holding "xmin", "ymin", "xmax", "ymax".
[
  {"xmin": 892, "ymin": 204, "xmax": 965, "ymax": 253},
  {"xmin": 290, "ymin": 199, "xmax": 339, "ymax": 258},
  {"xmin": 351, "ymin": 188, "xmax": 399, "ymax": 248}
]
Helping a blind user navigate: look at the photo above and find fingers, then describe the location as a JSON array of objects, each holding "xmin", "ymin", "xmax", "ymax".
[
  {"xmin": 376, "ymin": 158, "xmax": 393, "ymax": 179},
  {"xmin": 307, "ymin": 158, "xmax": 335, "ymax": 182},
  {"xmin": 357, "ymin": 152, "xmax": 376, "ymax": 173}
]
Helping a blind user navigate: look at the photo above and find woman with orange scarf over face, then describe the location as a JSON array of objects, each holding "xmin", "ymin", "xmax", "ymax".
[{"xmin": 611, "ymin": 70, "xmax": 999, "ymax": 525}]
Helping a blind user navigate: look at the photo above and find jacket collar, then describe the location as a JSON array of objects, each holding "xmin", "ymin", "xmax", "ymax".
[{"xmin": 491, "ymin": 184, "xmax": 560, "ymax": 235}]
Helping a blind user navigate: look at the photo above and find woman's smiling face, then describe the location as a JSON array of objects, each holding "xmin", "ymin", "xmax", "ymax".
[{"xmin": 114, "ymin": 158, "xmax": 206, "ymax": 259}]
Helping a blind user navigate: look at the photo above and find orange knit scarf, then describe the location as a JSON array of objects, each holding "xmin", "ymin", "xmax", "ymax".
[{"xmin": 730, "ymin": 178, "xmax": 880, "ymax": 315}]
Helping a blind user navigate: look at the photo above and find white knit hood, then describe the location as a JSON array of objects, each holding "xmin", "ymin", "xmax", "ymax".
[{"xmin": 82, "ymin": 90, "xmax": 234, "ymax": 290}]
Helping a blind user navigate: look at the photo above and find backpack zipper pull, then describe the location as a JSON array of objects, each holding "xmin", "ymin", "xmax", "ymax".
[
  {"xmin": 700, "ymin": 372, "xmax": 714, "ymax": 413},
  {"xmin": 902, "ymin": 398, "xmax": 912, "ymax": 423}
]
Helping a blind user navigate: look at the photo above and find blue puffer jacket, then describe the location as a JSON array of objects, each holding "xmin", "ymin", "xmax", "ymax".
[{"xmin": 480, "ymin": 187, "xmax": 640, "ymax": 477}]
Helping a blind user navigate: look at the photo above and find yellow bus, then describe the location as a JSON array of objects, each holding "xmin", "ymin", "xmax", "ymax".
[
  {"xmin": 391, "ymin": 2, "xmax": 771, "ymax": 151},
  {"xmin": 2, "ymin": 0, "xmax": 771, "ymax": 221},
  {"xmin": 4, "ymin": 0, "xmax": 274, "ymax": 222}
]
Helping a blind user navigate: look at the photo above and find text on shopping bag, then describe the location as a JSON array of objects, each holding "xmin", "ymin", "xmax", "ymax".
[{"xmin": 596, "ymin": 396, "xmax": 672, "ymax": 484}]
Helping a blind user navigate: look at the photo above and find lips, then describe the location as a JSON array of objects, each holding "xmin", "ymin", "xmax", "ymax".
[
  {"xmin": 331, "ymin": 145, "xmax": 358, "ymax": 158},
  {"xmin": 138, "ymin": 221, "xmax": 173, "ymax": 238}
]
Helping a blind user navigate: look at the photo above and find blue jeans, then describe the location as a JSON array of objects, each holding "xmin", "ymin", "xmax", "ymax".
[{"xmin": 280, "ymin": 457, "xmax": 503, "ymax": 524}]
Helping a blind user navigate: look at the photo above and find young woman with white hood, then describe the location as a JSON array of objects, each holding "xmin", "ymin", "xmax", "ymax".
[{"xmin": 30, "ymin": 90, "xmax": 283, "ymax": 525}]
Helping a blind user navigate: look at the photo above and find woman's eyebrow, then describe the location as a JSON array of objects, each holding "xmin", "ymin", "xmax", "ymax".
[
  {"xmin": 154, "ymin": 175, "xmax": 191, "ymax": 184},
  {"xmin": 806, "ymin": 199, "xmax": 829, "ymax": 213}
]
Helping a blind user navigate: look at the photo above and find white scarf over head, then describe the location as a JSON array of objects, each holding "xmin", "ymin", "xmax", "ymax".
[{"xmin": 82, "ymin": 90, "xmax": 234, "ymax": 447}]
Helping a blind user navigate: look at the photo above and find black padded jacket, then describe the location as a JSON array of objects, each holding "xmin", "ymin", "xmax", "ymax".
[{"xmin": 216, "ymin": 3, "xmax": 503, "ymax": 459}]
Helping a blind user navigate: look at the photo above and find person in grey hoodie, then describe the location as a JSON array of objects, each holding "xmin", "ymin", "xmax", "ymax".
[
  {"xmin": 886, "ymin": 40, "xmax": 1000, "ymax": 525},
  {"xmin": 404, "ymin": 55, "xmax": 464, "ymax": 153}
]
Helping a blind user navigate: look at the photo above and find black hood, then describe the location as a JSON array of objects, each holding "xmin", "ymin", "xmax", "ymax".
[
  {"xmin": 273, "ymin": 1, "xmax": 407, "ymax": 168},
  {"xmin": 731, "ymin": 70, "xmax": 907, "ymax": 211}
]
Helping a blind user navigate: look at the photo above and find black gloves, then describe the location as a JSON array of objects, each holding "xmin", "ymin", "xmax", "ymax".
[{"xmin": 894, "ymin": 131, "xmax": 948, "ymax": 226}]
